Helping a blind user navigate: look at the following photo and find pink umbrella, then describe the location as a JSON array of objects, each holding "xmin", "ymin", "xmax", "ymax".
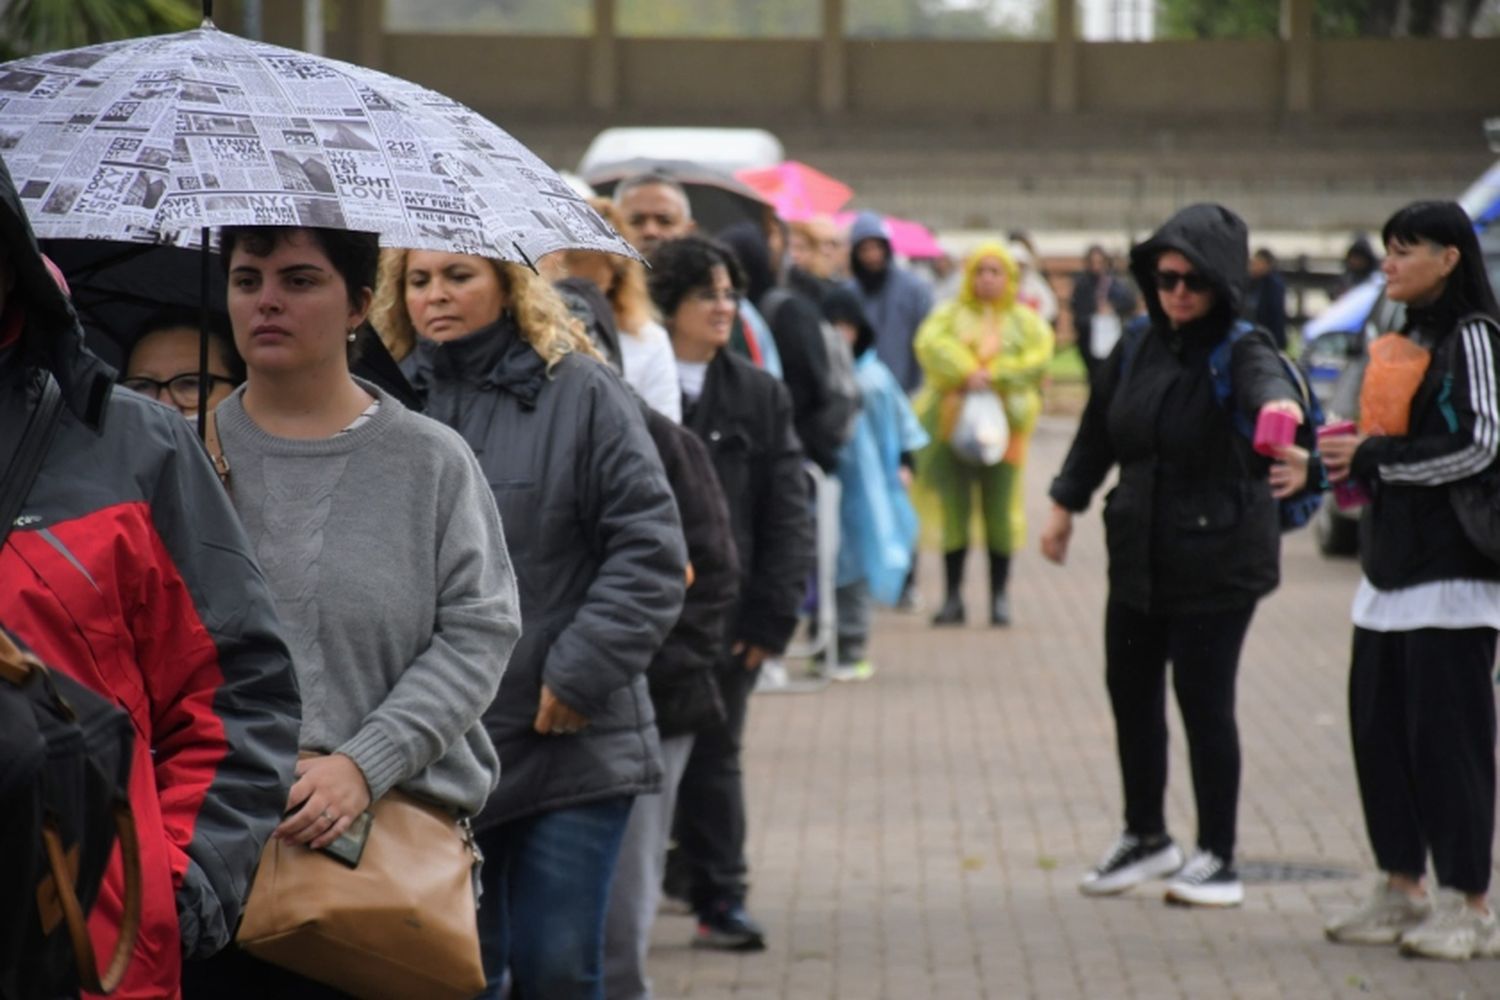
[
  {"xmin": 835, "ymin": 212, "xmax": 945, "ymax": 260},
  {"xmin": 735, "ymin": 161, "xmax": 853, "ymax": 221}
]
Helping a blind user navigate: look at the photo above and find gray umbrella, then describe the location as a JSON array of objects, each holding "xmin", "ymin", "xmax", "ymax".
[{"xmin": 0, "ymin": 22, "xmax": 636, "ymax": 264}]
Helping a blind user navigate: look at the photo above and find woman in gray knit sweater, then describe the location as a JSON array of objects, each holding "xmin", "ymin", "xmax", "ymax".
[{"xmin": 183, "ymin": 226, "xmax": 521, "ymax": 998}]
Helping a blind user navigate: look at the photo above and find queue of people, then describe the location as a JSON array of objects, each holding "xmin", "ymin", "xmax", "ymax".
[{"xmin": 4, "ymin": 125, "xmax": 1498, "ymax": 1000}]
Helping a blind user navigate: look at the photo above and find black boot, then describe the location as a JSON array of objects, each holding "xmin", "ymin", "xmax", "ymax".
[
  {"xmin": 988, "ymin": 551, "xmax": 1012, "ymax": 627},
  {"xmin": 931, "ymin": 549, "xmax": 967, "ymax": 626}
]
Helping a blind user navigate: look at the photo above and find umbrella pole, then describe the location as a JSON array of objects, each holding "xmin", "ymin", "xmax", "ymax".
[{"xmin": 197, "ymin": 227, "xmax": 211, "ymax": 443}]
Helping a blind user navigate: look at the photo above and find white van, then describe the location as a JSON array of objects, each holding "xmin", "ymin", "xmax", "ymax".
[{"xmin": 577, "ymin": 127, "xmax": 783, "ymax": 176}]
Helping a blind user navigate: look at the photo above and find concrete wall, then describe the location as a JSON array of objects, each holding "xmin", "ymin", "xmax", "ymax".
[
  {"xmin": 845, "ymin": 41, "xmax": 1050, "ymax": 115},
  {"xmin": 372, "ymin": 34, "xmax": 1497, "ymax": 121},
  {"xmin": 1315, "ymin": 39, "xmax": 1500, "ymax": 114},
  {"xmin": 1077, "ymin": 41, "xmax": 1283, "ymax": 114}
]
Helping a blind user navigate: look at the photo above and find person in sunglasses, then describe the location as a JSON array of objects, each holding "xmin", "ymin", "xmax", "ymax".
[
  {"xmin": 1041, "ymin": 204, "xmax": 1309, "ymax": 909},
  {"xmin": 122, "ymin": 309, "xmax": 245, "ymax": 420}
]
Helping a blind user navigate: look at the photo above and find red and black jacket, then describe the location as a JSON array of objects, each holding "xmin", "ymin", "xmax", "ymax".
[{"xmin": 0, "ymin": 160, "xmax": 300, "ymax": 999}]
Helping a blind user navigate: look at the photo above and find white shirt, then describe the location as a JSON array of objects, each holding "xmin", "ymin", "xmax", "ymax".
[
  {"xmin": 676, "ymin": 360, "xmax": 709, "ymax": 403},
  {"xmin": 619, "ymin": 319, "xmax": 681, "ymax": 424},
  {"xmin": 1351, "ymin": 576, "xmax": 1500, "ymax": 632}
]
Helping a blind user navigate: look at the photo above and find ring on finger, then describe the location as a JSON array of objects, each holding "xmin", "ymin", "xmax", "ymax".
[{"xmin": 321, "ymin": 808, "xmax": 337, "ymax": 822}]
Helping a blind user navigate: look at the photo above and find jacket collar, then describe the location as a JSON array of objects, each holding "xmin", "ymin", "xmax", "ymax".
[{"xmin": 407, "ymin": 312, "xmax": 548, "ymax": 409}]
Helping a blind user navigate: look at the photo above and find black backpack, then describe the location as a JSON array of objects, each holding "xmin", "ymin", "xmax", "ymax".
[
  {"xmin": 761, "ymin": 287, "xmax": 862, "ymax": 450},
  {"xmin": 0, "ymin": 374, "xmax": 141, "ymax": 998}
]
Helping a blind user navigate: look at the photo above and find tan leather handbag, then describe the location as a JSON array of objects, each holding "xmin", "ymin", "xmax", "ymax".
[{"xmin": 236, "ymin": 790, "xmax": 485, "ymax": 1000}]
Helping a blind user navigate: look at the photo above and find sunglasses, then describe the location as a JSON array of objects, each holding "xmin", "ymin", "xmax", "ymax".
[{"xmin": 1154, "ymin": 269, "xmax": 1211, "ymax": 293}]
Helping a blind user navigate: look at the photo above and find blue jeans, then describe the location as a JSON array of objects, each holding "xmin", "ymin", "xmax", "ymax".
[{"xmin": 475, "ymin": 796, "xmax": 634, "ymax": 1000}]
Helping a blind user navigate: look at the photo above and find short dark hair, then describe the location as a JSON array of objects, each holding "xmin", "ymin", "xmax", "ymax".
[
  {"xmin": 613, "ymin": 171, "xmax": 693, "ymax": 217},
  {"xmin": 130, "ymin": 307, "xmax": 246, "ymax": 384},
  {"xmin": 1253, "ymin": 247, "xmax": 1277, "ymax": 267},
  {"xmin": 1381, "ymin": 200, "xmax": 1500, "ymax": 322},
  {"xmin": 647, "ymin": 235, "xmax": 745, "ymax": 319},
  {"xmin": 219, "ymin": 226, "xmax": 379, "ymax": 309}
]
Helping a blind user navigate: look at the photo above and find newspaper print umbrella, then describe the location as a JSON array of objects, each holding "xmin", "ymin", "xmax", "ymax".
[{"xmin": 0, "ymin": 22, "xmax": 637, "ymax": 263}]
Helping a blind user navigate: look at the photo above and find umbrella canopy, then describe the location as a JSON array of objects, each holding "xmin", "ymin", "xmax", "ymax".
[
  {"xmin": 735, "ymin": 161, "xmax": 852, "ymax": 221},
  {"xmin": 0, "ymin": 22, "xmax": 635, "ymax": 263},
  {"xmin": 583, "ymin": 158, "xmax": 771, "ymax": 236}
]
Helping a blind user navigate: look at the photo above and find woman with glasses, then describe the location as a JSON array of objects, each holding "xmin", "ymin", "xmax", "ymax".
[
  {"xmin": 1040, "ymin": 204, "xmax": 1309, "ymax": 909},
  {"xmin": 371, "ymin": 247, "xmax": 686, "ymax": 1000},
  {"xmin": 123, "ymin": 309, "xmax": 244, "ymax": 466},
  {"xmin": 646, "ymin": 235, "xmax": 813, "ymax": 951}
]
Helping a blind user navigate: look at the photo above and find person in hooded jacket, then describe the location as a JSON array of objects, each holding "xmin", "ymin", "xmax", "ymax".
[
  {"xmin": 1319, "ymin": 201, "xmax": 1500, "ymax": 961},
  {"xmin": 1041, "ymin": 203, "xmax": 1310, "ymax": 910},
  {"xmin": 844, "ymin": 211, "xmax": 935, "ymax": 394},
  {"xmin": 719, "ymin": 220, "xmax": 845, "ymax": 472},
  {"xmin": 915, "ymin": 242, "xmax": 1055, "ymax": 627},
  {"xmin": 370, "ymin": 247, "xmax": 686, "ymax": 1000},
  {"xmin": 0, "ymin": 159, "xmax": 300, "ymax": 998},
  {"xmin": 822, "ymin": 287, "xmax": 929, "ymax": 680},
  {"xmin": 647, "ymin": 234, "xmax": 815, "ymax": 951}
]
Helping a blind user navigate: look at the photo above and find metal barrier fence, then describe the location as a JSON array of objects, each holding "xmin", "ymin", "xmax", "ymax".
[{"xmin": 760, "ymin": 462, "xmax": 840, "ymax": 694}]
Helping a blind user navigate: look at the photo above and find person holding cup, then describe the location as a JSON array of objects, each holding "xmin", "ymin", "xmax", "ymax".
[
  {"xmin": 1040, "ymin": 204, "xmax": 1308, "ymax": 909},
  {"xmin": 1319, "ymin": 201, "xmax": 1500, "ymax": 961}
]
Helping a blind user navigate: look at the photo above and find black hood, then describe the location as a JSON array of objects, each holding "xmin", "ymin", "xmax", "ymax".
[
  {"xmin": 1128, "ymin": 203, "xmax": 1248, "ymax": 334},
  {"xmin": 0, "ymin": 156, "xmax": 115, "ymax": 428},
  {"xmin": 716, "ymin": 221, "xmax": 774, "ymax": 304},
  {"xmin": 820, "ymin": 285, "xmax": 876, "ymax": 357},
  {"xmin": 554, "ymin": 276, "xmax": 622, "ymax": 375}
]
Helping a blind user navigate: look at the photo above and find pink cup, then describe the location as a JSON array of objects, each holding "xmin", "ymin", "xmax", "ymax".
[
  {"xmin": 1253, "ymin": 408, "xmax": 1298, "ymax": 457},
  {"xmin": 1317, "ymin": 420, "xmax": 1369, "ymax": 510}
]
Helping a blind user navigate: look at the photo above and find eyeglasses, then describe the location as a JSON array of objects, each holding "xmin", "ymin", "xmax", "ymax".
[
  {"xmin": 122, "ymin": 372, "xmax": 236, "ymax": 409},
  {"xmin": 1154, "ymin": 269, "xmax": 1211, "ymax": 293},
  {"xmin": 685, "ymin": 287, "xmax": 741, "ymax": 306}
]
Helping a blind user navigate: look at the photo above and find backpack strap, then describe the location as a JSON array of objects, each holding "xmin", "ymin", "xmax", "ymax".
[{"xmin": 0, "ymin": 372, "xmax": 63, "ymax": 553}]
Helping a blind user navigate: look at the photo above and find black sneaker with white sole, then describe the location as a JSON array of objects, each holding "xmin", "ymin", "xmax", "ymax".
[
  {"xmin": 1163, "ymin": 849, "xmax": 1244, "ymax": 907},
  {"xmin": 1079, "ymin": 832, "xmax": 1185, "ymax": 896}
]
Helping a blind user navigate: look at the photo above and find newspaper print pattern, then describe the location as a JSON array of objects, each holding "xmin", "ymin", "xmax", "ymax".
[{"xmin": 0, "ymin": 23, "xmax": 637, "ymax": 262}]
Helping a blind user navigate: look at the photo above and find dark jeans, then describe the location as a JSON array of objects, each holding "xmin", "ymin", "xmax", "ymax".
[
  {"xmin": 1104, "ymin": 600, "xmax": 1255, "ymax": 861},
  {"xmin": 1350, "ymin": 625, "xmax": 1498, "ymax": 895},
  {"xmin": 475, "ymin": 796, "xmax": 634, "ymax": 1000},
  {"xmin": 670, "ymin": 653, "xmax": 759, "ymax": 910}
]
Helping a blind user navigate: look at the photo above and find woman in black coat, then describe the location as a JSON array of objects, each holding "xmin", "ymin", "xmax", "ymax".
[
  {"xmin": 647, "ymin": 235, "xmax": 815, "ymax": 951},
  {"xmin": 1320, "ymin": 201, "xmax": 1500, "ymax": 961},
  {"xmin": 1041, "ymin": 204, "xmax": 1307, "ymax": 910}
]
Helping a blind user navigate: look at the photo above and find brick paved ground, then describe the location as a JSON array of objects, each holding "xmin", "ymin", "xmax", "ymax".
[{"xmin": 647, "ymin": 415, "xmax": 1500, "ymax": 1000}]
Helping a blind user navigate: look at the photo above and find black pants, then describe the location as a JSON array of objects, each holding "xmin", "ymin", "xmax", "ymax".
[
  {"xmin": 669, "ymin": 653, "xmax": 759, "ymax": 909},
  {"xmin": 1105, "ymin": 600, "xmax": 1255, "ymax": 861},
  {"xmin": 1350, "ymin": 625, "xmax": 1498, "ymax": 895}
]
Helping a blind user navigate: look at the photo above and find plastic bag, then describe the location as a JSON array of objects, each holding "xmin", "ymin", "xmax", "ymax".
[
  {"xmin": 1091, "ymin": 311, "xmax": 1123, "ymax": 360},
  {"xmin": 950, "ymin": 389, "xmax": 1009, "ymax": 466},
  {"xmin": 1359, "ymin": 333, "xmax": 1431, "ymax": 436}
]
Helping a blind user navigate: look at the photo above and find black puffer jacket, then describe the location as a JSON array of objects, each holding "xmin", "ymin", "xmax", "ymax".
[
  {"xmin": 1050, "ymin": 204, "xmax": 1300, "ymax": 614},
  {"xmin": 641, "ymin": 407, "xmax": 739, "ymax": 736},
  {"xmin": 403, "ymin": 318, "xmax": 686, "ymax": 828},
  {"xmin": 683, "ymin": 350, "xmax": 815, "ymax": 654}
]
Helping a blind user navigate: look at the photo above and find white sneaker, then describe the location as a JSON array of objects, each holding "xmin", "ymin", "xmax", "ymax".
[
  {"xmin": 1324, "ymin": 879, "xmax": 1432, "ymax": 945},
  {"xmin": 753, "ymin": 658, "xmax": 789, "ymax": 693},
  {"xmin": 1163, "ymin": 849, "xmax": 1243, "ymax": 908},
  {"xmin": 1399, "ymin": 889, "xmax": 1499, "ymax": 961},
  {"xmin": 829, "ymin": 660, "xmax": 876, "ymax": 683},
  {"xmin": 1079, "ymin": 832, "xmax": 1184, "ymax": 896}
]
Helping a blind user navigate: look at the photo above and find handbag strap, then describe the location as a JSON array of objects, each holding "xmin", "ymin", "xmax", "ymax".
[
  {"xmin": 42, "ymin": 803, "xmax": 143, "ymax": 994},
  {"xmin": 0, "ymin": 372, "xmax": 64, "ymax": 552}
]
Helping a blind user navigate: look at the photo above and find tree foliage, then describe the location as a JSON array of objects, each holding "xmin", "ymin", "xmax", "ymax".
[
  {"xmin": 1156, "ymin": 0, "xmax": 1496, "ymax": 37},
  {"xmin": 1, "ymin": 0, "xmax": 200, "ymax": 59}
]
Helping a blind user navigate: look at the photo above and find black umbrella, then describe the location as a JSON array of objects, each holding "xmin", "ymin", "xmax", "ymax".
[{"xmin": 583, "ymin": 158, "xmax": 772, "ymax": 236}]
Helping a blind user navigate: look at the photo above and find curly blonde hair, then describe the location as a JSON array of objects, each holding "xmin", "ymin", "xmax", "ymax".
[
  {"xmin": 556, "ymin": 198, "xmax": 658, "ymax": 335},
  {"xmin": 370, "ymin": 248, "xmax": 601, "ymax": 370}
]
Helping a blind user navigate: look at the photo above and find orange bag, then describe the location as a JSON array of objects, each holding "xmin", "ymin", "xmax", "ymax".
[{"xmin": 1359, "ymin": 333, "xmax": 1431, "ymax": 436}]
